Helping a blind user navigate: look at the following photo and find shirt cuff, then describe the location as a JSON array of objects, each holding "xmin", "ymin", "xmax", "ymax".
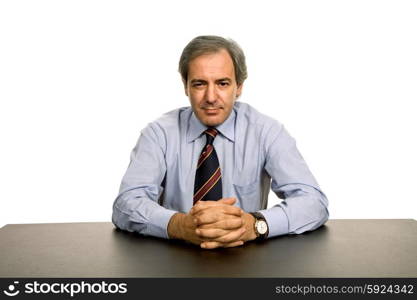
[
  {"xmin": 145, "ymin": 207, "xmax": 178, "ymax": 239},
  {"xmin": 258, "ymin": 206, "xmax": 289, "ymax": 238}
]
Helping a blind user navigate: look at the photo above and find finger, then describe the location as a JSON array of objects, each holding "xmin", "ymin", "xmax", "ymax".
[
  {"xmin": 218, "ymin": 197, "xmax": 237, "ymax": 205},
  {"xmin": 222, "ymin": 240, "xmax": 245, "ymax": 248},
  {"xmin": 193, "ymin": 212, "xmax": 222, "ymax": 225},
  {"xmin": 194, "ymin": 212, "xmax": 242, "ymax": 226},
  {"xmin": 200, "ymin": 241, "xmax": 222, "ymax": 249},
  {"xmin": 196, "ymin": 197, "xmax": 236, "ymax": 205},
  {"xmin": 191, "ymin": 197, "xmax": 236, "ymax": 211},
  {"xmin": 201, "ymin": 240, "xmax": 244, "ymax": 249},
  {"xmin": 196, "ymin": 228, "xmax": 229, "ymax": 239},
  {"xmin": 211, "ymin": 227, "xmax": 246, "ymax": 244},
  {"xmin": 190, "ymin": 201, "xmax": 220, "ymax": 215},
  {"xmin": 198, "ymin": 217, "xmax": 243, "ymax": 230},
  {"xmin": 192, "ymin": 203, "xmax": 243, "ymax": 217},
  {"xmin": 221, "ymin": 205, "xmax": 244, "ymax": 216}
]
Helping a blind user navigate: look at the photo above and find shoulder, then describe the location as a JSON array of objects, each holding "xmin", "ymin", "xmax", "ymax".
[
  {"xmin": 235, "ymin": 101, "xmax": 283, "ymax": 135},
  {"xmin": 141, "ymin": 106, "xmax": 191, "ymax": 149},
  {"xmin": 234, "ymin": 102, "xmax": 287, "ymax": 157},
  {"xmin": 149, "ymin": 106, "xmax": 190, "ymax": 131}
]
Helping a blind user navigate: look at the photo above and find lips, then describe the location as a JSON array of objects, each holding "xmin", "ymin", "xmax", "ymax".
[{"xmin": 203, "ymin": 108, "xmax": 221, "ymax": 115}]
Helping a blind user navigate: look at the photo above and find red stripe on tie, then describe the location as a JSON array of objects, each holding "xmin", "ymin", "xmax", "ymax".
[
  {"xmin": 206, "ymin": 128, "xmax": 217, "ymax": 138},
  {"xmin": 197, "ymin": 145, "xmax": 213, "ymax": 169},
  {"xmin": 193, "ymin": 167, "xmax": 221, "ymax": 202}
]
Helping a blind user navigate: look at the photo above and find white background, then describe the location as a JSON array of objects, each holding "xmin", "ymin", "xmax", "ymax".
[{"xmin": 1, "ymin": 0, "xmax": 416, "ymax": 227}]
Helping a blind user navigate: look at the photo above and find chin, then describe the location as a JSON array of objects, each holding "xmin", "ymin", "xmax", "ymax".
[
  {"xmin": 195, "ymin": 110, "xmax": 228, "ymax": 127},
  {"xmin": 202, "ymin": 119, "xmax": 218, "ymax": 127},
  {"xmin": 203, "ymin": 117, "xmax": 223, "ymax": 127}
]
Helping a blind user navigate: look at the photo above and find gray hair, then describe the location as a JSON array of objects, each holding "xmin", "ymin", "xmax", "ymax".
[{"xmin": 178, "ymin": 35, "xmax": 248, "ymax": 86}]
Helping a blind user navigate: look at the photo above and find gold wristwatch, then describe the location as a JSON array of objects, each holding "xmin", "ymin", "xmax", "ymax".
[{"xmin": 250, "ymin": 212, "xmax": 269, "ymax": 240}]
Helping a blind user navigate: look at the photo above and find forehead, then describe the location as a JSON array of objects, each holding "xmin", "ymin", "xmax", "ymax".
[{"xmin": 188, "ymin": 49, "xmax": 235, "ymax": 80}]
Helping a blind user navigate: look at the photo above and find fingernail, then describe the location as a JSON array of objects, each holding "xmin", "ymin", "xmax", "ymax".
[
  {"xmin": 201, "ymin": 243, "xmax": 206, "ymax": 248},
  {"xmin": 196, "ymin": 229, "xmax": 200, "ymax": 234}
]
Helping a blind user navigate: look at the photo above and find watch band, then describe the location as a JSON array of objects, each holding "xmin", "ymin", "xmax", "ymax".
[{"xmin": 250, "ymin": 212, "xmax": 269, "ymax": 240}]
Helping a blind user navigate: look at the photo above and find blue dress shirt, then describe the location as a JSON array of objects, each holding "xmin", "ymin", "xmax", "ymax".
[{"xmin": 112, "ymin": 102, "xmax": 329, "ymax": 239}]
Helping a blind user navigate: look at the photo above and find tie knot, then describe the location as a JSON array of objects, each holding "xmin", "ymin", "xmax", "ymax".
[{"xmin": 204, "ymin": 128, "xmax": 218, "ymax": 145}]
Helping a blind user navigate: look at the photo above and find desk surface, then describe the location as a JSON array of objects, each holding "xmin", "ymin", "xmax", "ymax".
[{"xmin": 0, "ymin": 219, "xmax": 416, "ymax": 278}]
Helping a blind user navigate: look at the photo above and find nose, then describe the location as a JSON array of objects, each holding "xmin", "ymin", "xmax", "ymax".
[{"xmin": 204, "ymin": 84, "xmax": 218, "ymax": 104}]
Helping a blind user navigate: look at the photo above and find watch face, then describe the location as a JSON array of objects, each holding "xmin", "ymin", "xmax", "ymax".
[{"xmin": 256, "ymin": 220, "xmax": 268, "ymax": 235}]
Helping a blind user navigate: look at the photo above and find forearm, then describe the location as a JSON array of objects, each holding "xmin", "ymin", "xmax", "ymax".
[
  {"xmin": 113, "ymin": 124, "xmax": 175, "ymax": 238},
  {"xmin": 112, "ymin": 190, "xmax": 177, "ymax": 239},
  {"xmin": 261, "ymin": 184, "xmax": 329, "ymax": 238}
]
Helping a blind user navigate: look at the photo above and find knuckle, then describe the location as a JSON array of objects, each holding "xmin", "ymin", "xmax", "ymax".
[
  {"xmin": 196, "ymin": 229, "xmax": 205, "ymax": 237},
  {"xmin": 232, "ymin": 218, "xmax": 240, "ymax": 227},
  {"xmin": 215, "ymin": 212, "xmax": 222, "ymax": 221},
  {"xmin": 193, "ymin": 204, "xmax": 202, "ymax": 210},
  {"xmin": 224, "ymin": 219, "xmax": 232, "ymax": 228},
  {"xmin": 224, "ymin": 218, "xmax": 237, "ymax": 228}
]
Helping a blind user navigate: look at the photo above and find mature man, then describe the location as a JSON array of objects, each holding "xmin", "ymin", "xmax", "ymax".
[{"xmin": 112, "ymin": 35, "xmax": 329, "ymax": 249}]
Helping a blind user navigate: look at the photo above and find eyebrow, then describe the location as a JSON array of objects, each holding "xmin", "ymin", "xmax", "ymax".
[
  {"xmin": 216, "ymin": 78, "xmax": 232, "ymax": 82},
  {"xmin": 190, "ymin": 79, "xmax": 206, "ymax": 84},
  {"xmin": 190, "ymin": 78, "xmax": 232, "ymax": 84}
]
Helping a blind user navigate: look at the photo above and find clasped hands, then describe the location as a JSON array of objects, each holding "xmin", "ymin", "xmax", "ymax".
[{"xmin": 168, "ymin": 197, "xmax": 257, "ymax": 249}]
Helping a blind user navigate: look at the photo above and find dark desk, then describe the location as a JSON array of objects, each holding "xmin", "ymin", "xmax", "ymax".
[{"xmin": 0, "ymin": 220, "xmax": 416, "ymax": 278}]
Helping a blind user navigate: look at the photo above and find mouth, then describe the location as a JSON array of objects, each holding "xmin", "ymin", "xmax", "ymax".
[
  {"xmin": 205, "ymin": 108, "xmax": 219, "ymax": 114},
  {"xmin": 201, "ymin": 107, "xmax": 222, "ymax": 115}
]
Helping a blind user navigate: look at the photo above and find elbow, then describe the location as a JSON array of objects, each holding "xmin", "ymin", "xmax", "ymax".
[
  {"xmin": 320, "ymin": 193, "xmax": 330, "ymax": 224},
  {"xmin": 111, "ymin": 196, "xmax": 131, "ymax": 232},
  {"xmin": 313, "ymin": 198, "xmax": 329, "ymax": 230},
  {"xmin": 312, "ymin": 187, "xmax": 329, "ymax": 226},
  {"xmin": 315, "ymin": 193, "xmax": 329, "ymax": 227},
  {"xmin": 111, "ymin": 194, "xmax": 148, "ymax": 234},
  {"xmin": 320, "ymin": 206, "xmax": 329, "ymax": 227},
  {"xmin": 302, "ymin": 195, "xmax": 330, "ymax": 233},
  {"xmin": 111, "ymin": 201, "xmax": 125, "ymax": 231}
]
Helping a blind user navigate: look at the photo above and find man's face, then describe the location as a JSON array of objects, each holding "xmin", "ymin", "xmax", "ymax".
[{"xmin": 185, "ymin": 49, "xmax": 243, "ymax": 127}]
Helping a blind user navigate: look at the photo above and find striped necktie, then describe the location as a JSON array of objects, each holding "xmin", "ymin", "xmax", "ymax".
[{"xmin": 193, "ymin": 128, "xmax": 222, "ymax": 204}]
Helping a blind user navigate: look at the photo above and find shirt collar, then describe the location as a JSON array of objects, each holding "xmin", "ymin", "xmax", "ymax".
[{"xmin": 187, "ymin": 107, "xmax": 236, "ymax": 143}]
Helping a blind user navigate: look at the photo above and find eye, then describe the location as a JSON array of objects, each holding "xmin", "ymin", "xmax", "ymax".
[
  {"xmin": 192, "ymin": 81, "xmax": 205, "ymax": 88},
  {"xmin": 218, "ymin": 81, "xmax": 230, "ymax": 87}
]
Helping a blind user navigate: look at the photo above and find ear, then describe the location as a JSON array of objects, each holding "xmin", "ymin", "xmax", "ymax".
[{"xmin": 236, "ymin": 83, "xmax": 243, "ymax": 98}]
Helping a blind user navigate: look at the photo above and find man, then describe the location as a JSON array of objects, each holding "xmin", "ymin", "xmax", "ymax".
[{"xmin": 112, "ymin": 35, "xmax": 329, "ymax": 249}]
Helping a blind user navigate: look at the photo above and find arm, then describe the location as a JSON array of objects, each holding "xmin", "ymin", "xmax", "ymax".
[
  {"xmin": 112, "ymin": 124, "xmax": 177, "ymax": 239},
  {"xmin": 180, "ymin": 123, "xmax": 328, "ymax": 246},
  {"xmin": 260, "ymin": 124, "xmax": 329, "ymax": 237},
  {"xmin": 113, "ymin": 125, "xmax": 249, "ymax": 246}
]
